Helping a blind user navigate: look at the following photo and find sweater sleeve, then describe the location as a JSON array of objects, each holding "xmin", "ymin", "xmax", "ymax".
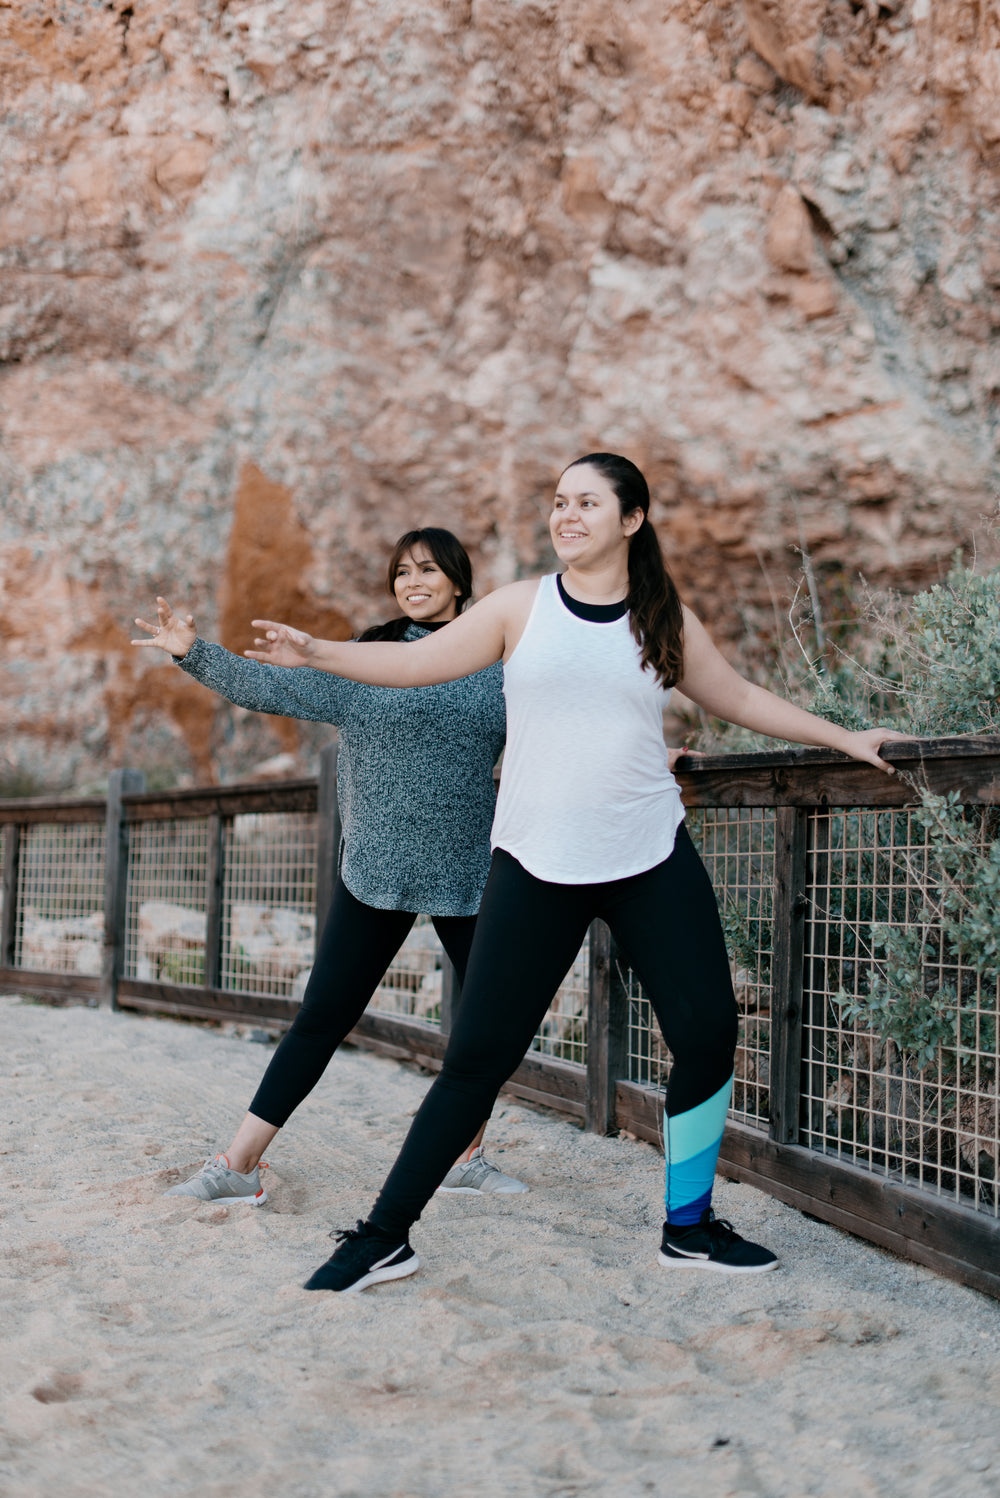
[{"xmin": 176, "ymin": 638, "xmax": 354, "ymax": 726}]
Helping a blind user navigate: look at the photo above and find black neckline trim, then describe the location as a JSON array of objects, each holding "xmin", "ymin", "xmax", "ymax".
[{"xmin": 556, "ymin": 572, "xmax": 629, "ymax": 623}]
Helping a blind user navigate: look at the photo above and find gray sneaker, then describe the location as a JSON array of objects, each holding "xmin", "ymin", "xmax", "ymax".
[
  {"xmin": 437, "ymin": 1146, "xmax": 528, "ymax": 1195},
  {"xmin": 165, "ymin": 1154, "xmax": 268, "ymax": 1205}
]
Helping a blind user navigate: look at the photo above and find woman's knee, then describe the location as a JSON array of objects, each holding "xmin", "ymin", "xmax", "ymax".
[
  {"xmin": 667, "ymin": 992, "xmax": 739, "ymax": 1067},
  {"xmin": 284, "ymin": 1004, "xmax": 343, "ymax": 1046},
  {"xmin": 438, "ymin": 1042, "xmax": 511, "ymax": 1099}
]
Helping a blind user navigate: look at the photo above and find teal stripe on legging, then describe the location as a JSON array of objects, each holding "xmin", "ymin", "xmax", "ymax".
[{"xmin": 664, "ymin": 1073, "xmax": 733, "ymax": 1220}]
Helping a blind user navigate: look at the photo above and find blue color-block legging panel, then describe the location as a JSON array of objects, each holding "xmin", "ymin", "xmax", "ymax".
[
  {"xmin": 369, "ymin": 824, "xmax": 739, "ymax": 1240},
  {"xmin": 662, "ymin": 1073, "xmax": 735, "ymax": 1225}
]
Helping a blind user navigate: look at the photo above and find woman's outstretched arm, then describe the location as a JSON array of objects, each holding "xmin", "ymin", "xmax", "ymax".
[
  {"xmin": 245, "ymin": 581, "xmax": 536, "ymax": 687},
  {"xmin": 677, "ymin": 607, "xmax": 910, "ymax": 773},
  {"xmin": 132, "ymin": 597, "xmax": 355, "ymax": 723}
]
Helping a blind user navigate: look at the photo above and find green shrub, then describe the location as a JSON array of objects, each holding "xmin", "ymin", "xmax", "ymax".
[
  {"xmin": 837, "ymin": 792, "xmax": 1000, "ymax": 1074},
  {"xmin": 711, "ymin": 547, "xmax": 1000, "ymax": 1078},
  {"xmin": 158, "ymin": 948, "xmax": 205, "ymax": 987}
]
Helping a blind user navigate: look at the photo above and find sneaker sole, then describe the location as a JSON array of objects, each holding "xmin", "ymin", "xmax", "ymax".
[
  {"xmin": 657, "ymin": 1250, "xmax": 777, "ymax": 1274},
  {"xmin": 436, "ymin": 1184, "xmax": 529, "ymax": 1195},
  {"xmin": 343, "ymin": 1254, "xmax": 421, "ymax": 1294},
  {"xmin": 166, "ymin": 1188, "xmax": 267, "ymax": 1205},
  {"xmin": 437, "ymin": 1186, "xmax": 526, "ymax": 1198}
]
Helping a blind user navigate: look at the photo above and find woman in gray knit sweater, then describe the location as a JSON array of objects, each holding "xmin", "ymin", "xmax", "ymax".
[{"xmin": 132, "ymin": 528, "xmax": 524, "ymax": 1203}]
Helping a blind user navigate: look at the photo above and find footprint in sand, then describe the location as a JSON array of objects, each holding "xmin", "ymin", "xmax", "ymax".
[
  {"xmin": 110, "ymin": 1162, "xmax": 209, "ymax": 1203},
  {"xmin": 30, "ymin": 1372, "xmax": 83, "ymax": 1405}
]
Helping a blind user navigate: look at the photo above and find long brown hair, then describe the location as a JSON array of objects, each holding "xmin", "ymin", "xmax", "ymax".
[
  {"xmin": 357, "ymin": 527, "xmax": 474, "ymax": 642},
  {"xmin": 562, "ymin": 453, "xmax": 684, "ymax": 687}
]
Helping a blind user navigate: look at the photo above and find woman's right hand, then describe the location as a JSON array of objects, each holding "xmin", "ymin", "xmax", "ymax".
[
  {"xmin": 131, "ymin": 597, "xmax": 197, "ymax": 659},
  {"xmin": 245, "ymin": 620, "xmax": 315, "ymax": 668}
]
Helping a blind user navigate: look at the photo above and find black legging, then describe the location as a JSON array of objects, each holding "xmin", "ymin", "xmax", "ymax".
[
  {"xmin": 250, "ymin": 876, "xmax": 478, "ymax": 1127},
  {"xmin": 368, "ymin": 824, "xmax": 738, "ymax": 1239}
]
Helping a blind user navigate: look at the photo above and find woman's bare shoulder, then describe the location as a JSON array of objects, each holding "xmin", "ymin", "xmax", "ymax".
[
  {"xmin": 480, "ymin": 577, "xmax": 543, "ymax": 660},
  {"xmin": 498, "ymin": 577, "xmax": 543, "ymax": 604},
  {"xmin": 479, "ymin": 576, "xmax": 542, "ymax": 602},
  {"xmin": 470, "ymin": 576, "xmax": 541, "ymax": 619}
]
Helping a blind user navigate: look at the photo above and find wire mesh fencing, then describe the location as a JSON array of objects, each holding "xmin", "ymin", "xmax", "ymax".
[
  {"xmin": 799, "ymin": 805, "xmax": 1000, "ymax": 1215},
  {"xmin": 529, "ymin": 930, "xmax": 590, "ymax": 1067},
  {"xmin": 370, "ymin": 913, "xmax": 446, "ymax": 1027},
  {"xmin": 220, "ymin": 813, "xmax": 316, "ymax": 999},
  {"xmin": 125, "ymin": 819, "xmax": 210, "ymax": 987},
  {"xmin": 14, "ymin": 822, "xmax": 105, "ymax": 976}
]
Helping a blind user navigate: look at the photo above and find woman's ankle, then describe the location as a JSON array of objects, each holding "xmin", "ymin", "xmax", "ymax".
[
  {"xmin": 225, "ymin": 1150, "xmax": 260, "ymax": 1174},
  {"xmin": 225, "ymin": 1114, "xmax": 278, "ymax": 1174}
]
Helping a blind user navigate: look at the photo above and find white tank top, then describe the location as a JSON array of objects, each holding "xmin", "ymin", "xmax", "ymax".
[{"xmin": 491, "ymin": 573, "xmax": 685, "ymax": 883}]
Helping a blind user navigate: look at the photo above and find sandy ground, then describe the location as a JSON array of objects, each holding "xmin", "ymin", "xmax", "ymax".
[{"xmin": 2, "ymin": 992, "xmax": 1000, "ymax": 1498}]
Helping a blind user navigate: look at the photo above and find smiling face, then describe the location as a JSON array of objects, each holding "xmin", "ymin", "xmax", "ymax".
[
  {"xmin": 392, "ymin": 544, "xmax": 462, "ymax": 624},
  {"xmin": 549, "ymin": 463, "xmax": 644, "ymax": 568}
]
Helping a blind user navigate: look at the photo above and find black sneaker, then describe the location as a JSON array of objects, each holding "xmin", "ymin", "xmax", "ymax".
[
  {"xmin": 658, "ymin": 1209, "xmax": 778, "ymax": 1274},
  {"xmin": 303, "ymin": 1221, "xmax": 420, "ymax": 1293}
]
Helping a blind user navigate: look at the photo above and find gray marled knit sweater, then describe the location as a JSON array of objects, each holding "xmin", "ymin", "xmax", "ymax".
[{"xmin": 177, "ymin": 627, "xmax": 506, "ymax": 917}]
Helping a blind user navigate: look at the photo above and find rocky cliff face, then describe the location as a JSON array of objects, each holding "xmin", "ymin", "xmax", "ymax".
[{"xmin": 2, "ymin": 0, "xmax": 998, "ymax": 789}]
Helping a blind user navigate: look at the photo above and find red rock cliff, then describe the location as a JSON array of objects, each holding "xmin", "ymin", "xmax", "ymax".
[{"xmin": 1, "ymin": 0, "xmax": 997, "ymax": 787}]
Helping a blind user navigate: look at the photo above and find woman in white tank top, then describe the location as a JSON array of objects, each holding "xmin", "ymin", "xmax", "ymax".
[{"xmin": 247, "ymin": 454, "xmax": 909, "ymax": 1293}]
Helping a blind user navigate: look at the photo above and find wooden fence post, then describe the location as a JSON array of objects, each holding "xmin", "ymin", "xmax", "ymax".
[
  {"xmin": 1, "ymin": 822, "xmax": 21, "ymax": 968},
  {"xmin": 101, "ymin": 768, "xmax": 145, "ymax": 1010},
  {"xmin": 768, "ymin": 806, "xmax": 808, "ymax": 1144},
  {"xmin": 204, "ymin": 813, "xmax": 225, "ymax": 990},
  {"xmin": 315, "ymin": 740, "xmax": 341, "ymax": 958},
  {"xmin": 585, "ymin": 920, "xmax": 628, "ymax": 1134}
]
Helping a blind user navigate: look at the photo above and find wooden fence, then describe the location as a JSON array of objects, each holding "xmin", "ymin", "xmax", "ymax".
[{"xmin": 2, "ymin": 736, "xmax": 999, "ymax": 1298}]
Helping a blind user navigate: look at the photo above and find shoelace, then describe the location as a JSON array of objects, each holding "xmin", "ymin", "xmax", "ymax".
[
  {"xmin": 329, "ymin": 1219, "xmax": 367, "ymax": 1243},
  {"xmin": 703, "ymin": 1213, "xmax": 739, "ymax": 1246},
  {"xmin": 460, "ymin": 1154, "xmax": 499, "ymax": 1178}
]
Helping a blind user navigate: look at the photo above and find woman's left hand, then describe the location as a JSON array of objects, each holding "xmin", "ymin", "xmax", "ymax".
[
  {"xmin": 839, "ymin": 727, "xmax": 911, "ymax": 774},
  {"xmin": 667, "ymin": 745, "xmax": 706, "ymax": 772},
  {"xmin": 245, "ymin": 620, "xmax": 315, "ymax": 668}
]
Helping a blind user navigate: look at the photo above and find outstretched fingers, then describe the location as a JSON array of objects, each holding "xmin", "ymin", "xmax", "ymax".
[
  {"xmin": 250, "ymin": 619, "xmax": 311, "ymax": 646},
  {"xmin": 130, "ymin": 596, "xmax": 196, "ymax": 651},
  {"xmin": 131, "ymin": 618, "xmax": 160, "ymax": 646},
  {"xmin": 243, "ymin": 619, "xmax": 314, "ymax": 665}
]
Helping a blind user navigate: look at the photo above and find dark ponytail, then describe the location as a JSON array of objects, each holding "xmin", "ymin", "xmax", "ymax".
[
  {"xmin": 357, "ymin": 527, "xmax": 474, "ymax": 643},
  {"xmin": 563, "ymin": 453, "xmax": 684, "ymax": 687}
]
